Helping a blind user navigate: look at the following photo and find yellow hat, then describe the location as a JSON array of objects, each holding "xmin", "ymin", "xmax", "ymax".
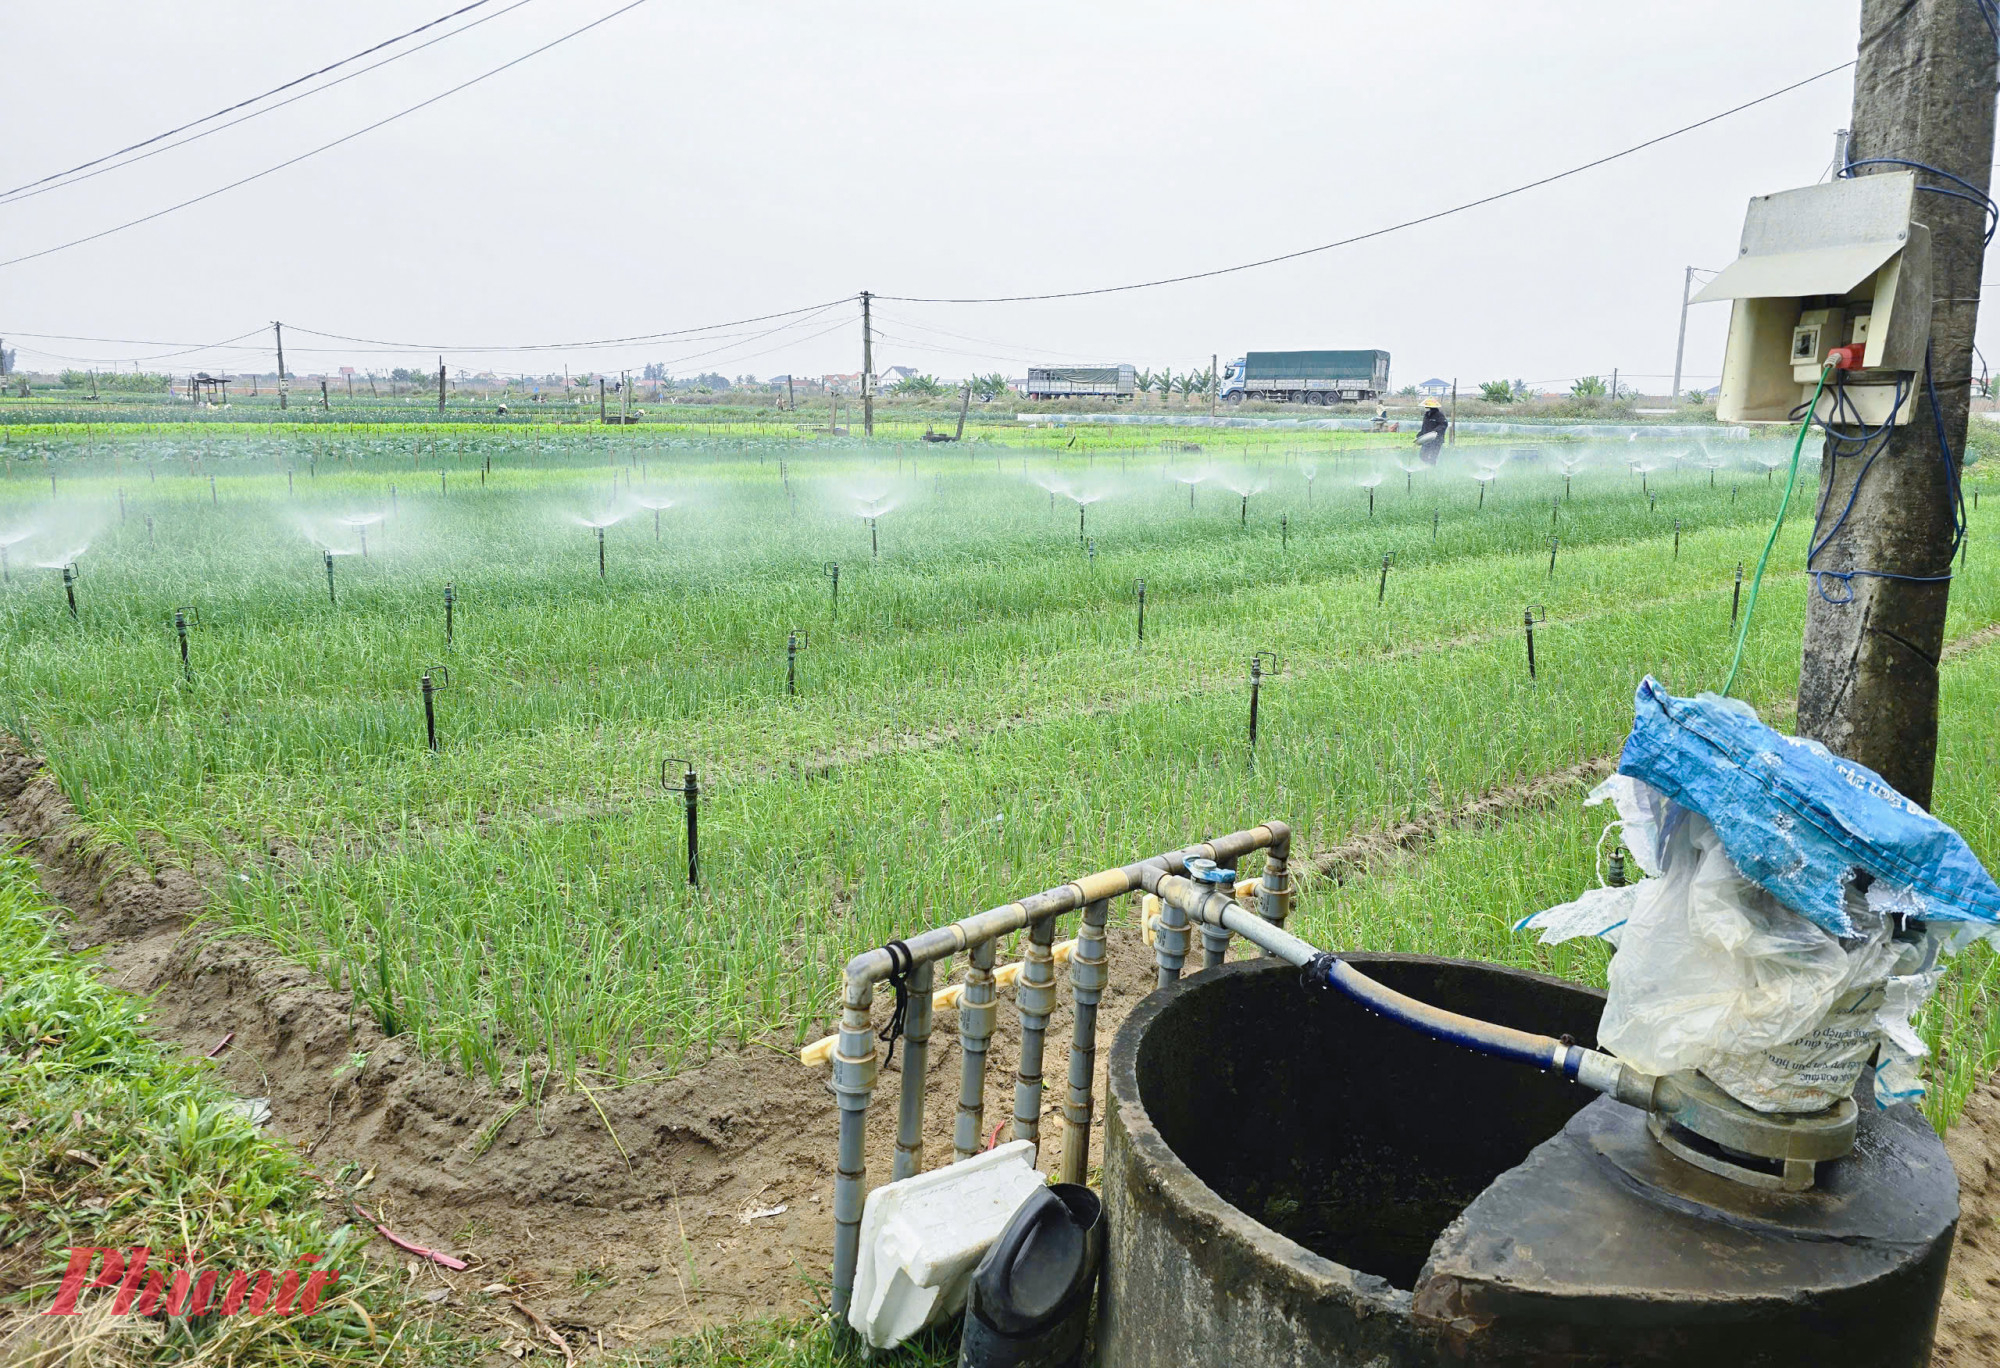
[{"xmin": 1421, "ymin": 398, "xmax": 1441, "ymax": 409}]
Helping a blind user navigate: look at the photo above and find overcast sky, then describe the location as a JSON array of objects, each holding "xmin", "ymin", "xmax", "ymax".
[{"xmin": 5, "ymin": 1, "xmax": 1979, "ymax": 392}]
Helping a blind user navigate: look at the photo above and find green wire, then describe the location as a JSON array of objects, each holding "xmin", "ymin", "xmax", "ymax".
[{"xmin": 1720, "ymin": 362, "xmax": 1831, "ymax": 698}]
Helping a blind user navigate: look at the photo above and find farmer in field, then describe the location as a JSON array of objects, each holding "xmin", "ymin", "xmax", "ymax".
[{"xmin": 1416, "ymin": 398, "xmax": 1448, "ymax": 464}]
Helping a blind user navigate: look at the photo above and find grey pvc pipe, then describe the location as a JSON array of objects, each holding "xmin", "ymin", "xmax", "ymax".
[
  {"xmin": 892, "ymin": 959, "xmax": 936, "ymax": 1183},
  {"xmin": 1012, "ymin": 918, "xmax": 1059, "ymax": 1151},
  {"xmin": 1200, "ymin": 919, "xmax": 1231, "ymax": 971},
  {"xmin": 829, "ymin": 978, "xmax": 877, "ymax": 1319},
  {"xmin": 1154, "ymin": 886, "xmax": 1191, "ymax": 988},
  {"xmin": 954, "ymin": 940, "xmax": 999, "ymax": 1163},
  {"xmin": 1059, "ymin": 899, "xmax": 1110, "ymax": 1186}
]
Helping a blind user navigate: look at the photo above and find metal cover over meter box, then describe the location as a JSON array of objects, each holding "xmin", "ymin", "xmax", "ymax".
[{"xmin": 1695, "ymin": 171, "xmax": 1931, "ymax": 426}]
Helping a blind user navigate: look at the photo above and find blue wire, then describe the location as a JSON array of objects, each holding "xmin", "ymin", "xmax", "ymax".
[
  {"xmin": 1840, "ymin": 155, "xmax": 1998, "ymax": 244},
  {"xmin": 1805, "ymin": 345, "xmax": 1967, "ymax": 604}
]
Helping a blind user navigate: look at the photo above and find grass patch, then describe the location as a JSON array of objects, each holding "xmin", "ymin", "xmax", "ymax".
[{"xmin": 0, "ymin": 848, "xmax": 456, "ymax": 1365}]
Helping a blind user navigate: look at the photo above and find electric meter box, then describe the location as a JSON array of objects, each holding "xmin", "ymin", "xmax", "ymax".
[{"xmin": 1695, "ymin": 171, "xmax": 1931, "ymax": 425}]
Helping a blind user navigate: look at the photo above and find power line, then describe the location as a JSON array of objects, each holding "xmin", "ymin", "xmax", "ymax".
[
  {"xmin": 6, "ymin": 327, "xmax": 274, "ymax": 366},
  {"xmin": 2, "ymin": 327, "xmax": 264, "ymax": 349},
  {"xmin": 878, "ymin": 60, "xmax": 1858, "ymax": 305},
  {"xmin": 0, "ymin": 0, "xmax": 512, "ymax": 205},
  {"xmin": 0, "ymin": 0, "xmax": 653, "ymax": 272},
  {"xmin": 283, "ymin": 297, "xmax": 854, "ymax": 354}
]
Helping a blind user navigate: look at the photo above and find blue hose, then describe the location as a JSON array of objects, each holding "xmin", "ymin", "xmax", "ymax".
[{"xmin": 1304, "ymin": 953, "xmax": 1585, "ymax": 1079}]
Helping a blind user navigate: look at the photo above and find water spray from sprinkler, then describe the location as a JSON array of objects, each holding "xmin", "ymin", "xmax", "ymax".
[
  {"xmin": 1300, "ymin": 461, "xmax": 1317, "ymax": 506},
  {"xmin": 1356, "ymin": 473, "xmax": 1383, "ymax": 517},
  {"xmin": 339, "ymin": 513, "xmax": 384, "ymax": 559},
  {"xmin": 633, "ymin": 493, "xmax": 675, "ymax": 541},
  {"xmin": 1175, "ymin": 471, "xmax": 1209, "ymax": 510},
  {"xmin": 574, "ymin": 511, "xmax": 627, "ymax": 578},
  {"xmin": 851, "ymin": 495, "xmax": 895, "ymax": 560},
  {"xmin": 0, "ymin": 526, "xmax": 36, "ymax": 584},
  {"xmin": 1225, "ymin": 479, "xmax": 1266, "ymax": 528}
]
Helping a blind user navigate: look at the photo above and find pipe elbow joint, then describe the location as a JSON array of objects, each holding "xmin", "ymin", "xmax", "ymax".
[{"xmin": 1262, "ymin": 820, "xmax": 1293, "ymax": 864}]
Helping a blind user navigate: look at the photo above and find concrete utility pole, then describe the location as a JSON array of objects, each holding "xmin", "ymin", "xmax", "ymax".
[
  {"xmin": 274, "ymin": 321, "xmax": 287, "ymax": 410},
  {"xmin": 1798, "ymin": 0, "xmax": 1997, "ymax": 808},
  {"xmin": 1209, "ymin": 353, "xmax": 1218, "ymax": 417},
  {"xmin": 437, "ymin": 359, "xmax": 446, "ymax": 414},
  {"xmin": 861, "ymin": 291, "xmax": 875, "ymax": 439},
  {"xmin": 1672, "ymin": 265, "xmax": 1696, "ymax": 401}
]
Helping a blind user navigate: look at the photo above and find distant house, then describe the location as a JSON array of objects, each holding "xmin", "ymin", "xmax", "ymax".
[
  {"xmin": 1417, "ymin": 377, "xmax": 1453, "ymax": 398},
  {"xmin": 822, "ymin": 372, "xmax": 862, "ymax": 395},
  {"xmin": 878, "ymin": 366, "xmax": 920, "ymax": 387}
]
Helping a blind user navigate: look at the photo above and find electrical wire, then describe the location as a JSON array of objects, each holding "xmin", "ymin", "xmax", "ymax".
[
  {"xmin": 7, "ymin": 327, "xmax": 274, "ymax": 366},
  {"xmin": 282, "ymin": 296, "xmax": 853, "ymax": 354},
  {"xmin": 0, "ymin": 0, "xmax": 541, "ymax": 209},
  {"xmin": 878, "ymin": 60, "xmax": 1857, "ymax": 304},
  {"xmin": 1721, "ymin": 363, "xmax": 1832, "ymax": 699},
  {"xmin": 0, "ymin": 0, "xmax": 653, "ymax": 272},
  {"xmin": 0, "ymin": 0, "xmax": 503, "ymax": 202},
  {"xmin": 868, "ymin": 311, "xmax": 1111, "ymax": 364},
  {"xmin": 1838, "ymin": 156, "xmax": 1998, "ymax": 244}
]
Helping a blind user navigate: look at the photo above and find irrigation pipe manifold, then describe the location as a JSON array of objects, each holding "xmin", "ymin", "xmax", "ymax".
[{"xmin": 824, "ymin": 822, "xmax": 1295, "ymax": 1321}]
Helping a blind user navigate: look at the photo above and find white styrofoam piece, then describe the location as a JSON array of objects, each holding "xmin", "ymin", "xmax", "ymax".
[{"xmin": 847, "ymin": 1140, "xmax": 1045, "ymax": 1350}]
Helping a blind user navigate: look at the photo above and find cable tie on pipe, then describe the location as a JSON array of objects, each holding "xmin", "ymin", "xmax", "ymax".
[{"xmin": 877, "ymin": 940, "xmax": 914, "ymax": 1068}]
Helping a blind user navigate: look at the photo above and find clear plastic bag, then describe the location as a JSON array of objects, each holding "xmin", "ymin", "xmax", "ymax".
[{"xmin": 1520, "ymin": 775, "xmax": 1943, "ymax": 1114}]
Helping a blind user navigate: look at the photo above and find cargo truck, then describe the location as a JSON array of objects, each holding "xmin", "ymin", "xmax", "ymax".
[
  {"xmin": 1219, "ymin": 350, "xmax": 1391, "ymax": 405},
  {"xmin": 1026, "ymin": 364, "xmax": 1136, "ymax": 401}
]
